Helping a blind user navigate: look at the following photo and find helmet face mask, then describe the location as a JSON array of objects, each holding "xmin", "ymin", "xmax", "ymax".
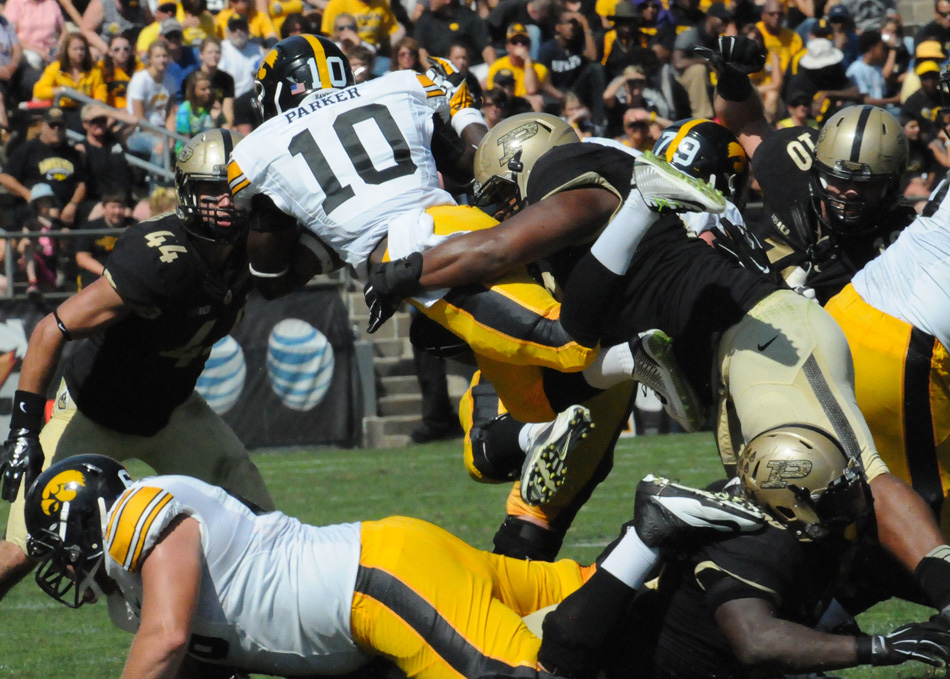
[
  {"xmin": 175, "ymin": 129, "xmax": 247, "ymax": 245},
  {"xmin": 255, "ymin": 35, "xmax": 354, "ymax": 123},
  {"xmin": 24, "ymin": 455, "xmax": 132, "ymax": 608},
  {"xmin": 738, "ymin": 425, "xmax": 873, "ymax": 543},
  {"xmin": 653, "ymin": 118, "xmax": 749, "ymax": 210},
  {"xmin": 473, "ymin": 113, "xmax": 580, "ymax": 220},
  {"xmin": 811, "ymin": 105, "xmax": 907, "ymax": 238}
]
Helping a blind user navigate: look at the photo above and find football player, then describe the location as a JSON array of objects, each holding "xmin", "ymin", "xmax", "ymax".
[
  {"xmin": 22, "ymin": 454, "xmax": 764, "ymax": 678},
  {"xmin": 0, "ymin": 130, "xmax": 274, "ymax": 602},
  {"xmin": 371, "ymin": 114, "xmax": 950, "ymax": 620},
  {"xmin": 538, "ymin": 427, "xmax": 950, "ymax": 679}
]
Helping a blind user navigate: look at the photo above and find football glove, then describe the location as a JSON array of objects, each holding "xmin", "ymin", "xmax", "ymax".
[
  {"xmin": 692, "ymin": 36, "xmax": 766, "ymax": 76},
  {"xmin": 711, "ymin": 217, "xmax": 780, "ymax": 283},
  {"xmin": 858, "ymin": 620, "xmax": 950, "ymax": 667},
  {"xmin": 364, "ymin": 252, "xmax": 424, "ymax": 334},
  {"xmin": 0, "ymin": 428, "xmax": 43, "ymax": 502},
  {"xmin": 426, "ymin": 56, "xmax": 476, "ymax": 114}
]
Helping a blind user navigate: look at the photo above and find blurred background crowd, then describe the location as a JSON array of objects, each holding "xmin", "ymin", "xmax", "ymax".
[{"xmin": 0, "ymin": 0, "xmax": 945, "ymax": 299}]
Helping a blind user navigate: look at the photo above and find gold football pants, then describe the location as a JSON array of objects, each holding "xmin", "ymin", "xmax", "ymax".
[{"xmin": 351, "ymin": 516, "xmax": 594, "ymax": 679}]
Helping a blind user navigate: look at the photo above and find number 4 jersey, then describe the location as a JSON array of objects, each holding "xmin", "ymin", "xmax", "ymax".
[{"xmin": 228, "ymin": 71, "xmax": 457, "ymax": 274}]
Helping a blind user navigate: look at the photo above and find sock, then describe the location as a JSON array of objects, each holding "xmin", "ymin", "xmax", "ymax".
[
  {"xmin": 518, "ymin": 422, "xmax": 549, "ymax": 453},
  {"xmin": 589, "ymin": 190, "xmax": 658, "ymax": 275},
  {"xmin": 599, "ymin": 525, "xmax": 660, "ymax": 590},
  {"xmin": 582, "ymin": 342, "xmax": 635, "ymax": 391}
]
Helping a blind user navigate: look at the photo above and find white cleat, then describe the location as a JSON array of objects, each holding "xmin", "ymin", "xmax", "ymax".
[
  {"xmin": 520, "ymin": 405, "xmax": 594, "ymax": 506},
  {"xmin": 633, "ymin": 151, "xmax": 726, "ymax": 214},
  {"xmin": 631, "ymin": 329, "xmax": 706, "ymax": 433}
]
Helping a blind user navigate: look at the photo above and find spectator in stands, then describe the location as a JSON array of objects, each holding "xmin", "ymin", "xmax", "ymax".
[
  {"xmin": 216, "ymin": 0, "xmax": 279, "ymax": 46},
  {"xmin": 880, "ymin": 17, "xmax": 911, "ymax": 98},
  {"xmin": 839, "ymin": 0, "xmax": 895, "ymax": 34},
  {"xmin": 847, "ymin": 29, "xmax": 900, "ymax": 114},
  {"xmin": 5, "ymin": 0, "xmax": 65, "ymax": 96},
  {"xmin": 320, "ymin": 0, "xmax": 402, "ymax": 56},
  {"xmin": 125, "ymin": 41, "xmax": 178, "ymax": 180},
  {"xmin": 278, "ymin": 12, "xmax": 313, "ymax": 38},
  {"xmin": 185, "ymin": 37, "xmax": 235, "ymax": 128},
  {"xmin": 754, "ymin": 0, "xmax": 802, "ymax": 119},
  {"xmin": 332, "ymin": 12, "xmax": 376, "ymax": 54},
  {"xmin": 489, "ymin": 69, "xmax": 534, "ymax": 114},
  {"xmin": 98, "ymin": 34, "xmax": 143, "ymax": 110},
  {"xmin": 158, "ymin": 20, "xmax": 200, "ymax": 101},
  {"xmin": 602, "ymin": 63, "xmax": 669, "ymax": 137},
  {"xmin": 902, "ymin": 59, "xmax": 944, "ymax": 141},
  {"xmin": 775, "ymin": 89, "xmax": 818, "ymax": 128},
  {"xmin": 0, "ymin": 14, "xmax": 22, "ymax": 116},
  {"xmin": 487, "ymin": 0, "xmax": 559, "ymax": 57},
  {"xmin": 390, "ymin": 37, "xmax": 423, "ymax": 72},
  {"xmin": 620, "ymin": 110, "xmax": 651, "ymax": 149},
  {"xmin": 219, "ymin": 15, "xmax": 264, "ymax": 134},
  {"xmin": 18, "ymin": 183, "xmax": 64, "ymax": 300},
  {"xmin": 414, "ymin": 0, "xmax": 496, "ymax": 66},
  {"xmin": 75, "ymin": 103, "xmax": 136, "ymax": 223},
  {"xmin": 561, "ymin": 90, "xmax": 596, "ymax": 136},
  {"xmin": 784, "ymin": 36, "xmax": 860, "ymax": 123},
  {"xmin": 132, "ymin": 184, "xmax": 177, "ymax": 221},
  {"xmin": 480, "ymin": 86, "xmax": 507, "ymax": 126},
  {"xmin": 0, "ymin": 107, "xmax": 86, "ymax": 226},
  {"xmin": 81, "ymin": 0, "xmax": 149, "ymax": 58},
  {"xmin": 539, "ymin": 7, "xmax": 604, "ymax": 125},
  {"xmin": 600, "ymin": 3, "xmax": 645, "ymax": 83},
  {"xmin": 136, "ymin": 2, "xmax": 180, "ymax": 60},
  {"xmin": 900, "ymin": 39, "xmax": 945, "ymax": 103},
  {"xmin": 75, "ymin": 189, "xmax": 132, "ymax": 288},
  {"xmin": 485, "ymin": 24, "xmax": 550, "ymax": 111},
  {"xmin": 827, "ymin": 4, "xmax": 858, "ymax": 68},
  {"xmin": 672, "ymin": 1, "xmax": 733, "ymax": 119},
  {"xmin": 175, "ymin": 73, "xmax": 219, "ymax": 153},
  {"xmin": 180, "ymin": 0, "xmax": 219, "ymax": 49},
  {"xmin": 346, "ymin": 44, "xmax": 377, "ymax": 83},
  {"xmin": 900, "ymin": 114, "xmax": 938, "ymax": 206},
  {"xmin": 447, "ymin": 42, "xmax": 483, "ymax": 104},
  {"xmin": 632, "ymin": 0, "xmax": 677, "ymax": 63},
  {"xmin": 32, "ymin": 32, "xmax": 107, "ymax": 129},
  {"xmin": 915, "ymin": 0, "xmax": 950, "ymax": 56}
]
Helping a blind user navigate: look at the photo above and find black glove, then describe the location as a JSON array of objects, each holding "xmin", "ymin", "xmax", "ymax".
[
  {"xmin": 363, "ymin": 252, "xmax": 424, "ymax": 334},
  {"xmin": 857, "ymin": 620, "xmax": 950, "ymax": 667},
  {"xmin": 712, "ymin": 217, "xmax": 780, "ymax": 284},
  {"xmin": 0, "ymin": 428, "xmax": 43, "ymax": 502},
  {"xmin": 692, "ymin": 35, "xmax": 766, "ymax": 75}
]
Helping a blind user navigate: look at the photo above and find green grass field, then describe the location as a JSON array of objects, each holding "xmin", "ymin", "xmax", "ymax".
[{"xmin": 0, "ymin": 433, "xmax": 940, "ymax": 679}]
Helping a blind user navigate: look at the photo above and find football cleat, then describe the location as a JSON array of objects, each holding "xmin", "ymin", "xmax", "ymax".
[
  {"xmin": 633, "ymin": 151, "xmax": 726, "ymax": 214},
  {"xmin": 633, "ymin": 474, "xmax": 766, "ymax": 550},
  {"xmin": 520, "ymin": 405, "xmax": 594, "ymax": 506},
  {"xmin": 631, "ymin": 329, "xmax": 706, "ymax": 432}
]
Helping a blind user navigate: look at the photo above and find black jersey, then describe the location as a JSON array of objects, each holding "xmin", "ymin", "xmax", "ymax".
[
  {"xmin": 527, "ymin": 143, "xmax": 778, "ymax": 401},
  {"xmin": 751, "ymin": 126, "xmax": 917, "ymax": 304},
  {"xmin": 64, "ymin": 213, "xmax": 251, "ymax": 436},
  {"xmin": 648, "ymin": 523, "xmax": 845, "ymax": 679}
]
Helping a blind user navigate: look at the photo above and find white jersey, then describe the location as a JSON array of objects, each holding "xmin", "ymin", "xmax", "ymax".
[
  {"xmin": 852, "ymin": 187, "xmax": 950, "ymax": 351},
  {"xmin": 103, "ymin": 476, "xmax": 369, "ymax": 676},
  {"xmin": 229, "ymin": 71, "xmax": 455, "ymax": 274}
]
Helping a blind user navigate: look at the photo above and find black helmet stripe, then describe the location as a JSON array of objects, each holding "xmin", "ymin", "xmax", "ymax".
[{"xmin": 849, "ymin": 105, "xmax": 873, "ymax": 162}]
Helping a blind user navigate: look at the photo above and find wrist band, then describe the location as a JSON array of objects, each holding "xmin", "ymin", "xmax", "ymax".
[
  {"xmin": 248, "ymin": 262, "xmax": 289, "ymax": 279},
  {"xmin": 11, "ymin": 390, "xmax": 45, "ymax": 431}
]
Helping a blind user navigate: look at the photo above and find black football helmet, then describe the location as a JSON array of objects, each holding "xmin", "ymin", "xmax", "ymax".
[
  {"xmin": 254, "ymin": 34, "xmax": 354, "ymax": 122},
  {"xmin": 25, "ymin": 455, "xmax": 132, "ymax": 608},
  {"xmin": 810, "ymin": 105, "xmax": 907, "ymax": 237},
  {"xmin": 653, "ymin": 118, "xmax": 750, "ymax": 210},
  {"xmin": 175, "ymin": 128, "xmax": 247, "ymax": 244}
]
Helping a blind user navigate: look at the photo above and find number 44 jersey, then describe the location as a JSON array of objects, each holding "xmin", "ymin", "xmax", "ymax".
[{"xmin": 229, "ymin": 71, "xmax": 457, "ymax": 274}]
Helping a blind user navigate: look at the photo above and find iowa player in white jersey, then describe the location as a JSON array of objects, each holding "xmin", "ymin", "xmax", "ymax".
[
  {"xmin": 23, "ymin": 455, "xmax": 764, "ymax": 679},
  {"xmin": 0, "ymin": 130, "xmax": 274, "ymax": 605}
]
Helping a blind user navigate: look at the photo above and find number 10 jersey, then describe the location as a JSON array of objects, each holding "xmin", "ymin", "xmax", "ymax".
[{"xmin": 229, "ymin": 71, "xmax": 456, "ymax": 272}]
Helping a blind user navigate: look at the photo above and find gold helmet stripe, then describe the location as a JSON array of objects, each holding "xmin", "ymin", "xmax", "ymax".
[
  {"xmin": 303, "ymin": 34, "xmax": 331, "ymax": 89},
  {"xmin": 663, "ymin": 118, "xmax": 708, "ymax": 163}
]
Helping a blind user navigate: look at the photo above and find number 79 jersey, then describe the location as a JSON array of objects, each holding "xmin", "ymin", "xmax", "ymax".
[{"xmin": 228, "ymin": 71, "xmax": 456, "ymax": 270}]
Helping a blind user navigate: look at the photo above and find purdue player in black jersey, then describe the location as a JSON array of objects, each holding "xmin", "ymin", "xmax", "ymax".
[
  {"xmin": 0, "ymin": 129, "xmax": 274, "ymax": 601},
  {"xmin": 371, "ymin": 114, "xmax": 950, "ymax": 620}
]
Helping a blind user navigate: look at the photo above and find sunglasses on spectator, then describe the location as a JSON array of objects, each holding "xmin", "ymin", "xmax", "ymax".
[
  {"xmin": 336, "ymin": 23, "xmax": 357, "ymax": 30},
  {"xmin": 939, "ymin": 9, "xmax": 950, "ymax": 16},
  {"xmin": 87, "ymin": 116, "xmax": 109, "ymax": 125},
  {"xmin": 642, "ymin": 3, "xmax": 659, "ymax": 9},
  {"xmin": 111, "ymin": 44, "xmax": 131, "ymax": 52},
  {"xmin": 46, "ymin": 122, "xmax": 64, "ymax": 128},
  {"xmin": 509, "ymin": 38, "xmax": 530, "ymax": 46}
]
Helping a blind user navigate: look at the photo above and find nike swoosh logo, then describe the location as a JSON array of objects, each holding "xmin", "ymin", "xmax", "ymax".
[{"xmin": 757, "ymin": 336, "xmax": 778, "ymax": 352}]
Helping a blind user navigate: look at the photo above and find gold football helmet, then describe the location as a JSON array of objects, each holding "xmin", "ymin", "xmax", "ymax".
[
  {"xmin": 738, "ymin": 425, "xmax": 872, "ymax": 542},
  {"xmin": 473, "ymin": 113, "xmax": 580, "ymax": 218},
  {"xmin": 812, "ymin": 105, "xmax": 907, "ymax": 236},
  {"xmin": 175, "ymin": 128, "xmax": 246, "ymax": 244}
]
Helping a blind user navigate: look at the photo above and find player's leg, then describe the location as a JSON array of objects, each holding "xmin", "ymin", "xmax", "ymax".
[
  {"xmin": 137, "ymin": 391, "xmax": 275, "ymax": 511},
  {"xmin": 351, "ymin": 516, "xmax": 590, "ymax": 679}
]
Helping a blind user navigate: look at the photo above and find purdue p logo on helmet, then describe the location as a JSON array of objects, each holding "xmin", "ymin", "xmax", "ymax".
[{"xmin": 255, "ymin": 35, "xmax": 354, "ymax": 122}]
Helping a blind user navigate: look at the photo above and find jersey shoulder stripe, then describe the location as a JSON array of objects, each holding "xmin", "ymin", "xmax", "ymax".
[
  {"xmin": 227, "ymin": 158, "xmax": 251, "ymax": 196},
  {"xmin": 106, "ymin": 485, "xmax": 175, "ymax": 572}
]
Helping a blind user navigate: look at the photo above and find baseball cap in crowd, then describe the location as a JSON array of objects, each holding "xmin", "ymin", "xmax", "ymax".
[
  {"xmin": 916, "ymin": 60, "xmax": 942, "ymax": 76},
  {"xmin": 827, "ymin": 4, "xmax": 850, "ymax": 22},
  {"xmin": 160, "ymin": 18, "xmax": 183, "ymax": 35},
  {"xmin": 507, "ymin": 23, "xmax": 530, "ymax": 41},
  {"xmin": 706, "ymin": 2, "xmax": 733, "ymax": 22},
  {"xmin": 30, "ymin": 184, "xmax": 57, "ymax": 204},
  {"xmin": 809, "ymin": 18, "xmax": 833, "ymax": 38},
  {"xmin": 915, "ymin": 40, "xmax": 946, "ymax": 61},
  {"xmin": 800, "ymin": 38, "xmax": 844, "ymax": 69},
  {"xmin": 608, "ymin": 2, "xmax": 642, "ymax": 21},
  {"xmin": 157, "ymin": 1, "xmax": 177, "ymax": 12},
  {"xmin": 787, "ymin": 90, "xmax": 812, "ymax": 107},
  {"xmin": 494, "ymin": 68, "xmax": 516, "ymax": 86},
  {"xmin": 44, "ymin": 107, "xmax": 66, "ymax": 126},
  {"xmin": 227, "ymin": 14, "xmax": 250, "ymax": 32}
]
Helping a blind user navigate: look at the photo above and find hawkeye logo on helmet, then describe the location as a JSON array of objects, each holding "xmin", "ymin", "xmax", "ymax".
[
  {"xmin": 495, "ymin": 123, "xmax": 539, "ymax": 169},
  {"xmin": 41, "ymin": 470, "xmax": 86, "ymax": 517},
  {"xmin": 762, "ymin": 460, "xmax": 813, "ymax": 489}
]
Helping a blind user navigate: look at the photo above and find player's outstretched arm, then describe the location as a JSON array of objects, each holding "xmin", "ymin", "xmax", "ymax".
[
  {"xmin": 0, "ymin": 278, "xmax": 130, "ymax": 501},
  {"xmin": 120, "ymin": 516, "xmax": 202, "ymax": 679}
]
